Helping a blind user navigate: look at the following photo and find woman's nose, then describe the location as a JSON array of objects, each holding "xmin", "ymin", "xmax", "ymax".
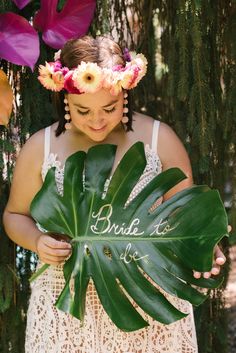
[{"xmin": 89, "ymin": 111, "xmax": 104, "ymax": 124}]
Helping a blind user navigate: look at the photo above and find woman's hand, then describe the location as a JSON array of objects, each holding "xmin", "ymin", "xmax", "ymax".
[
  {"xmin": 193, "ymin": 245, "xmax": 226, "ymax": 279},
  {"xmin": 36, "ymin": 233, "xmax": 72, "ymax": 265},
  {"xmin": 193, "ymin": 225, "xmax": 231, "ymax": 279}
]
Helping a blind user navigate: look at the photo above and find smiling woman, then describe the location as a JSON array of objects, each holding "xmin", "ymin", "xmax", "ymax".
[
  {"xmin": 2, "ymin": 34, "xmax": 226, "ymax": 353},
  {"xmin": 49, "ymin": 36, "xmax": 140, "ymax": 136}
]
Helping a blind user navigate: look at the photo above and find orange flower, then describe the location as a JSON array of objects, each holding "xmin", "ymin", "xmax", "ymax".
[
  {"xmin": 37, "ymin": 52, "xmax": 148, "ymax": 94},
  {"xmin": 38, "ymin": 62, "xmax": 64, "ymax": 91}
]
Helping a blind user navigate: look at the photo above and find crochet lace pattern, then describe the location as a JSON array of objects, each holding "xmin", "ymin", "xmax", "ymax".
[{"xmin": 25, "ymin": 145, "xmax": 198, "ymax": 353}]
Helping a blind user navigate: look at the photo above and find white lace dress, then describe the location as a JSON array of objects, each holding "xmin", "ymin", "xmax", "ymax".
[{"xmin": 25, "ymin": 123, "xmax": 198, "ymax": 353}]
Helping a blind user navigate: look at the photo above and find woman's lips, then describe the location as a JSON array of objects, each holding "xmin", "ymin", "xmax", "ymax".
[{"xmin": 89, "ymin": 125, "xmax": 107, "ymax": 132}]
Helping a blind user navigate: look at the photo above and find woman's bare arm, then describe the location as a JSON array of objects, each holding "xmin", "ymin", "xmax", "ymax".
[
  {"xmin": 3, "ymin": 129, "xmax": 71, "ymax": 264},
  {"xmin": 157, "ymin": 122, "xmax": 193, "ymax": 199},
  {"xmin": 157, "ymin": 122, "xmax": 225, "ymax": 277}
]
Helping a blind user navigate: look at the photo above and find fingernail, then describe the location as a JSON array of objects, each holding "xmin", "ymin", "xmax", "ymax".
[
  {"xmin": 203, "ymin": 272, "xmax": 211, "ymax": 279},
  {"xmin": 211, "ymin": 268, "xmax": 219, "ymax": 275},
  {"xmin": 216, "ymin": 257, "xmax": 225, "ymax": 265},
  {"xmin": 194, "ymin": 272, "xmax": 201, "ymax": 279}
]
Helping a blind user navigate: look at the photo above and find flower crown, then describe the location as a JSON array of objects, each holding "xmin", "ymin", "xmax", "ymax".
[{"xmin": 38, "ymin": 50, "xmax": 148, "ymax": 96}]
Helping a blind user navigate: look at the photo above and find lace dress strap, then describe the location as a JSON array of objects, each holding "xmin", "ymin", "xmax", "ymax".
[
  {"xmin": 44, "ymin": 126, "xmax": 51, "ymax": 162},
  {"xmin": 151, "ymin": 120, "xmax": 160, "ymax": 152}
]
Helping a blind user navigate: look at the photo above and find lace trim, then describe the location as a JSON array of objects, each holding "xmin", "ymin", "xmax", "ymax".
[
  {"xmin": 41, "ymin": 144, "xmax": 162, "ymax": 197},
  {"xmin": 26, "ymin": 146, "xmax": 198, "ymax": 353},
  {"xmin": 26, "ymin": 265, "xmax": 198, "ymax": 353}
]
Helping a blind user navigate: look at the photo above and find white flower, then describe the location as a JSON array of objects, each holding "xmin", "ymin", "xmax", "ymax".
[
  {"xmin": 72, "ymin": 62, "xmax": 103, "ymax": 93},
  {"xmin": 54, "ymin": 50, "xmax": 61, "ymax": 61}
]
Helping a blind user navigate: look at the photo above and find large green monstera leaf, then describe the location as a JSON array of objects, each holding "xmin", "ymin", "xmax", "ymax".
[{"xmin": 30, "ymin": 142, "xmax": 228, "ymax": 332}]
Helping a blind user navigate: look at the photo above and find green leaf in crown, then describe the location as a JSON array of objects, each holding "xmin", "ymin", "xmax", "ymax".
[{"xmin": 30, "ymin": 142, "xmax": 228, "ymax": 332}]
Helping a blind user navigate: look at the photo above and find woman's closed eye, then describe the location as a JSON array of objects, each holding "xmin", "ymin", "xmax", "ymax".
[
  {"xmin": 77, "ymin": 110, "xmax": 89, "ymax": 116},
  {"xmin": 77, "ymin": 106, "xmax": 116, "ymax": 116},
  {"xmin": 104, "ymin": 106, "xmax": 116, "ymax": 114}
]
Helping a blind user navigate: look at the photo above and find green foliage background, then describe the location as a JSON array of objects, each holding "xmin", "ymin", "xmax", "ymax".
[{"xmin": 0, "ymin": 0, "xmax": 235, "ymax": 352}]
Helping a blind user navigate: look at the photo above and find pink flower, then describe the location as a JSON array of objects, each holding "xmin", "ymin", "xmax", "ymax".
[
  {"xmin": 120, "ymin": 53, "xmax": 148, "ymax": 89},
  {"xmin": 53, "ymin": 61, "xmax": 62, "ymax": 72},
  {"xmin": 64, "ymin": 71, "xmax": 82, "ymax": 94},
  {"xmin": 37, "ymin": 52, "xmax": 148, "ymax": 94},
  {"xmin": 121, "ymin": 66, "xmax": 140, "ymax": 89},
  {"xmin": 130, "ymin": 53, "xmax": 148, "ymax": 79}
]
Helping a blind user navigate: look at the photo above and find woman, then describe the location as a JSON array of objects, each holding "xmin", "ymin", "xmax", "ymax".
[{"xmin": 3, "ymin": 35, "xmax": 225, "ymax": 353}]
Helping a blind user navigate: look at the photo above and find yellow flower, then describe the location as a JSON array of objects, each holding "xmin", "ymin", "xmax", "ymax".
[
  {"xmin": 38, "ymin": 62, "xmax": 54, "ymax": 76},
  {"xmin": 38, "ymin": 62, "xmax": 64, "ymax": 92},
  {"xmin": 72, "ymin": 62, "xmax": 103, "ymax": 93}
]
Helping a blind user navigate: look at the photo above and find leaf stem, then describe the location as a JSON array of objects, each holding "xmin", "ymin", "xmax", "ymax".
[
  {"xmin": 29, "ymin": 263, "xmax": 50, "ymax": 283},
  {"xmin": 70, "ymin": 233, "xmax": 227, "ymax": 242}
]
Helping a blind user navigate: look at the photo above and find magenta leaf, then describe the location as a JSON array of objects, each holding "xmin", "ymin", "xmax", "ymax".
[
  {"xmin": 0, "ymin": 13, "xmax": 39, "ymax": 71},
  {"xmin": 33, "ymin": 0, "xmax": 96, "ymax": 49},
  {"xmin": 12, "ymin": 0, "xmax": 31, "ymax": 9}
]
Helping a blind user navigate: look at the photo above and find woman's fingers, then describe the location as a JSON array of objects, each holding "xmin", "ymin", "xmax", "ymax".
[
  {"xmin": 40, "ymin": 236, "xmax": 71, "ymax": 255},
  {"xmin": 214, "ymin": 245, "xmax": 226, "ymax": 265},
  {"xmin": 39, "ymin": 250, "xmax": 71, "ymax": 265},
  {"xmin": 193, "ymin": 271, "xmax": 201, "ymax": 279},
  {"xmin": 42, "ymin": 234, "xmax": 71, "ymax": 250},
  {"xmin": 192, "ymin": 224, "xmax": 231, "ymax": 280},
  {"xmin": 43, "ymin": 247, "xmax": 72, "ymax": 257},
  {"xmin": 210, "ymin": 265, "xmax": 220, "ymax": 276},
  {"xmin": 193, "ymin": 245, "xmax": 226, "ymax": 279},
  {"xmin": 36, "ymin": 234, "xmax": 72, "ymax": 264}
]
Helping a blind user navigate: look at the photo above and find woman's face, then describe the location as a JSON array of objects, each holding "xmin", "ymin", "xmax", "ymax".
[{"xmin": 67, "ymin": 89, "xmax": 124, "ymax": 142}]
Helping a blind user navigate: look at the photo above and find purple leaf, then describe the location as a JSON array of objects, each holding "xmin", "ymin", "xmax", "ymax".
[
  {"xmin": 12, "ymin": 0, "xmax": 31, "ymax": 10},
  {"xmin": 0, "ymin": 12, "xmax": 39, "ymax": 71},
  {"xmin": 34, "ymin": 0, "xmax": 96, "ymax": 49}
]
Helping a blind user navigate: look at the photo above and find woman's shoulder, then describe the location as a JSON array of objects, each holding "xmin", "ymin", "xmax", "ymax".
[
  {"xmin": 132, "ymin": 111, "xmax": 156, "ymax": 126},
  {"xmin": 131, "ymin": 112, "xmax": 161, "ymax": 146},
  {"xmin": 21, "ymin": 127, "xmax": 44, "ymax": 153},
  {"xmin": 133, "ymin": 112, "xmax": 171, "ymax": 131},
  {"xmin": 17, "ymin": 124, "xmax": 54, "ymax": 165},
  {"xmin": 132, "ymin": 113, "xmax": 185, "ymax": 155},
  {"xmin": 23, "ymin": 123, "xmax": 58, "ymax": 149}
]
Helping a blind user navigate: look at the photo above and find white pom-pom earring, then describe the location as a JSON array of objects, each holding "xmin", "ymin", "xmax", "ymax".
[
  {"xmin": 122, "ymin": 91, "xmax": 129, "ymax": 124},
  {"xmin": 64, "ymin": 98, "xmax": 72, "ymax": 130}
]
